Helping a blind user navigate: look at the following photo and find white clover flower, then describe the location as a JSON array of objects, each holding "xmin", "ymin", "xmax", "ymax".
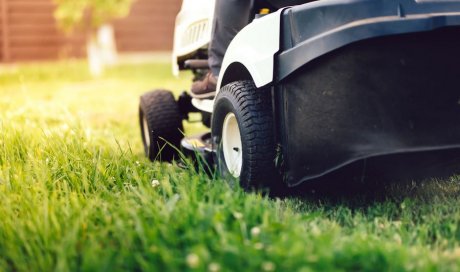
[
  {"xmin": 208, "ymin": 262, "xmax": 220, "ymax": 272},
  {"xmin": 262, "ymin": 261, "xmax": 275, "ymax": 271},
  {"xmin": 186, "ymin": 253, "xmax": 200, "ymax": 268},
  {"xmin": 251, "ymin": 226, "xmax": 261, "ymax": 237},
  {"xmin": 233, "ymin": 212, "xmax": 243, "ymax": 220},
  {"xmin": 151, "ymin": 179, "xmax": 160, "ymax": 188}
]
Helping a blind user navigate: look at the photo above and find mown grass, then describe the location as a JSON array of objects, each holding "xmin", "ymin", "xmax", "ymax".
[{"xmin": 1, "ymin": 60, "xmax": 460, "ymax": 271}]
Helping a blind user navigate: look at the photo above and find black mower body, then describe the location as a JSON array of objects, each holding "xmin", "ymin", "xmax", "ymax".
[{"xmin": 272, "ymin": 0, "xmax": 460, "ymax": 186}]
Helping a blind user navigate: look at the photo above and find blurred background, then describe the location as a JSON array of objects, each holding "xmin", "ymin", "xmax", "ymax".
[{"xmin": 0, "ymin": 0, "xmax": 181, "ymax": 63}]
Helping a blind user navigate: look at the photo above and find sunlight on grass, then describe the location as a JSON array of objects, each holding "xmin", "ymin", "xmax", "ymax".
[
  {"xmin": 1, "ymin": 60, "xmax": 460, "ymax": 271},
  {"xmin": 0, "ymin": 60, "xmax": 204, "ymax": 152}
]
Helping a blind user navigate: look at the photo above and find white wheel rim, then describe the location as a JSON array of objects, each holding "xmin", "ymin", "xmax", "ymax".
[
  {"xmin": 222, "ymin": 112, "xmax": 242, "ymax": 178},
  {"xmin": 143, "ymin": 116, "xmax": 151, "ymax": 149}
]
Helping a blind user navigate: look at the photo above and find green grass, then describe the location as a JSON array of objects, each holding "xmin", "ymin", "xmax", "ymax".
[{"xmin": 1, "ymin": 60, "xmax": 460, "ymax": 271}]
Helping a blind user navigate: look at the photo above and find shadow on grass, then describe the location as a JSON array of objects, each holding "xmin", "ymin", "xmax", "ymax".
[
  {"xmin": 179, "ymin": 144, "xmax": 460, "ymax": 208},
  {"xmin": 278, "ymin": 148, "xmax": 460, "ymax": 206}
]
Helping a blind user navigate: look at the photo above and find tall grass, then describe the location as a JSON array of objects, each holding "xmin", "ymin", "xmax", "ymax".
[{"xmin": 1, "ymin": 60, "xmax": 460, "ymax": 271}]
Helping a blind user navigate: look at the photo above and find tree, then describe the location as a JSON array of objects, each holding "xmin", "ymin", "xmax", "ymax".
[
  {"xmin": 53, "ymin": 0, "xmax": 134, "ymax": 33},
  {"xmin": 53, "ymin": 0, "xmax": 135, "ymax": 75}
]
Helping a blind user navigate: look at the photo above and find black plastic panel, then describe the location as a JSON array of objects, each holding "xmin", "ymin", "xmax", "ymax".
[
  {"xmin": 277, "ymin": 0, "xmax": 460, "ymax": 81},
  {"xmin": 278, "ymin": 27, "xmax": 460, "ymax": 186}
]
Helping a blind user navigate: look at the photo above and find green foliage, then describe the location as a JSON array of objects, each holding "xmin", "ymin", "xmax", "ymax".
[
  {"xmin": 1, "ymin": 61, "xmax": 460, "ymax": 271},
  {"xmin": 53, "ymin": 0, "xmax": 135, "ymax": 32}
]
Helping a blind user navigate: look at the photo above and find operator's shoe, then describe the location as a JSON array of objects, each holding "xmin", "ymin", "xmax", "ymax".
[{"xmin": 190, "ymin": 72, "xmax": 217, "ymax": 99}]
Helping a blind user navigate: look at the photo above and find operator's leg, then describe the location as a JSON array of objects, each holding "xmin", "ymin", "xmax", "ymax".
[
  {"xmin": 191, "ymin": 0, "xmax": 255, "ymax": 99},
  {"xmin": 209, "ymin": 0, "xmax": 255, "ymax": 77}
]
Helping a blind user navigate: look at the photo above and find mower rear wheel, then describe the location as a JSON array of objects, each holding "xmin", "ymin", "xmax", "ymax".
[
  {"xmin": 139, "ymin": 90, "xmax": 183, "ymax": 162},
  {"xmin": 212, "ymin": 80, "xmax": 279, "ymax": 190}
]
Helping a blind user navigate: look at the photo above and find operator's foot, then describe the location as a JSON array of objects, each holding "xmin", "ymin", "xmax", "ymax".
[{"xmin": 190, "ymin": 72, "xmax": 217, "ymax": 99}]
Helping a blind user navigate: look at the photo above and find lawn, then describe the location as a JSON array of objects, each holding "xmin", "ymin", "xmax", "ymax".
[{"xmin": 1, "ymin": 59, "xmax": 460, "ymax": 271}]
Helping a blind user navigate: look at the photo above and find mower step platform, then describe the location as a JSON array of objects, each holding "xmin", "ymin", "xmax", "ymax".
[{"xmin": 180, "ymin": 132, "xmax": 215, "ymax": 167}]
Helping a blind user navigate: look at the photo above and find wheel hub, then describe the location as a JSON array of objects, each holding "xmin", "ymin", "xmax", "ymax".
[
  {"xmin": 142, "ymin": 116, "xmax": 151, "ymax": 150},
  {"xmin": 222, "ymin": 112, "xmax": 242, "ymax": 177}
]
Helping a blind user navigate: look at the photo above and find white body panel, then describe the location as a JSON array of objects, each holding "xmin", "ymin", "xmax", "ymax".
[
  {"xmin": 193, "ymin": 10, "xmax": 283, "ymax": 113},
  {"xmin": 217, "ymin": 9, "xmax": 283, "ymax": 90},
  {"xmin": 172, "ymin": 0, "xmax": 215, "ymax": 76},
  {"xmin": 192, "ymin": 98, "xmax": 214, "ymax": 113}
]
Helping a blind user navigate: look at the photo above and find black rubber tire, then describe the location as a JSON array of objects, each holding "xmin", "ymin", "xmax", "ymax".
[
  {"xmin": 212, "ymin": 80, "xmax": 280, "ymax": 190},
  {"xmin": 139, "ymin": 90, "xmax": 183, "ymax": 162}
]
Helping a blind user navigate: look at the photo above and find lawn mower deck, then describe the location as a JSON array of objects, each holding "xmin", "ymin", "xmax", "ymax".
[{"xmin": 277, "ymin": 27, "xmax": 460, "ymax": 186}]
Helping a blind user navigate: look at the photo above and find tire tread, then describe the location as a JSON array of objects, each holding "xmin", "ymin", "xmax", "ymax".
[
  {"xmin": 140, "ymin": 90, "xmax": 183, "ymax": 162},
  {"xmin": 213, "ymin": 80, "xmax": 279, "ymax": 189}
]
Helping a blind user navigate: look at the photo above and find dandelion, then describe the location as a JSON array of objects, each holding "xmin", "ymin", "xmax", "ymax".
[{"xmin": 186, "ymin": 253, "xmax": 200, "ymax": 268}]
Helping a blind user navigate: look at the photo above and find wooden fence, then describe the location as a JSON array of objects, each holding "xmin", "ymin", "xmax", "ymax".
[{"xmin": 0, "ymin": 0, "xmax": 181, "ymax": 62}]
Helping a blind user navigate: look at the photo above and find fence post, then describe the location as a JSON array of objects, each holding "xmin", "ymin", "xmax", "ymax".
[{"xmin": 1, "ymin": 0, "xmax": 9, "ymax": 62}]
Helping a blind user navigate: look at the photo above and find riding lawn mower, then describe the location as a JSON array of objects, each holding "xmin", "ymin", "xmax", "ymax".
[{"xmin": 139, "ymin": 0, "xmax": 460, "ymax": 191}]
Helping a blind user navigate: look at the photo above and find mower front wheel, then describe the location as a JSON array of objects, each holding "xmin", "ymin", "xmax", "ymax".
[
  {"xmin": 212, "ymin": 80, "xmax": 280, "ymax": 190},
  {"xmin": 139, "ymin": 90, "xmax": 183, "ymax": 162}
]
